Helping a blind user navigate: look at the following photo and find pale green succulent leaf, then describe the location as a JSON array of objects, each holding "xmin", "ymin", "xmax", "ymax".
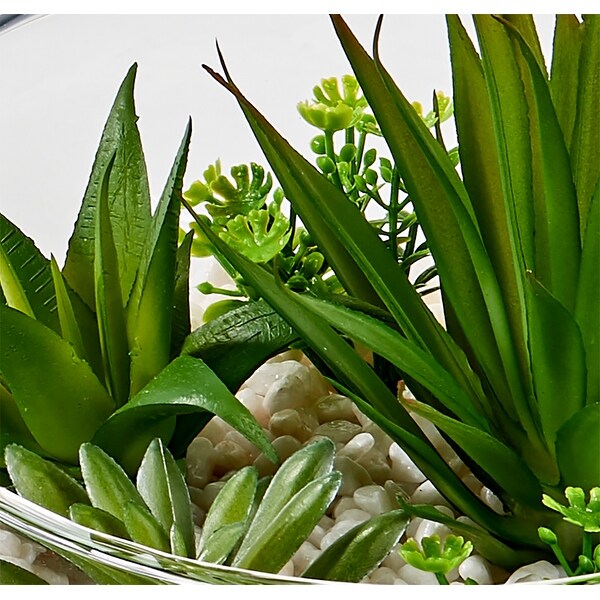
[
  {"xmin": 122, "ymin": 500, "xmax": 170, "ymax": 553},
  {"xmin": 69, "ymin": 503, "xmax": 130, "ymax": 539}
]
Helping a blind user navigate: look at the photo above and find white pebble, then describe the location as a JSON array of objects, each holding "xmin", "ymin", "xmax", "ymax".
[
  {"xmin": 353, "ymin": 485, "xmax": 396, "ymax": 515},
  {"xmin": 235, "ymin": 388, "xmax": 270, "ymax": 427},
  {"xmin": 272, "ymin": 435, "xmax": 303, "ymax": 462},
  {"xmin": 278, "ymin": 559, "xmax": 295, "ymax": 577},
  {"xmin": 356, "ymin": 449, "xmax": 392, "ymax": 485},
  {"xmin": 198, "ymin": 417, "xmax": 234, "ymax": 445},
  {"xmin": 314, "ymin": 420, "xmax": 362, "ymax": 444},
  {"xmin": 479, "ymin": 486, "xmax": 506, "ymax": 515},
  {"xmin": 405, "ymin": 517, "xmax": 423, "ymax": 539},
  {"xmin": 369, "ymin": 566, "xmax": 398, "ymax": 584},
  {"xmin": 459, "ymin": 555, "xmax": 494, "ymax": 584},
  {"xmin": 212, "ymin": 439, "xmax": 250, "ymax": 476},
  {"xmin": 461, "ymin": 472, "xmax": 482, "ymax": 494},
  {"xmin": 0, "ymin": 530, "xmax": 24, "ymax": 558},
  {"xmin": 336, "ymin": 508, "xmax": 371, "ymax": 524},
  {"xmin": 414, "ymin": 519, "xmax": 453, "ymax": 544},
  {"xmin": 398, "ymin": 563, "xmax": 439, "ymax": 585},
  {"xmin": 269, "ymin": 408, "xmax": 315, "ymax": 442},
  {"xmin": 185, "ymin": 437, "xmax": 215, "ymax": 488},
  {"xmin": 504, "ymin": 560, "xmax": 565, "ymax": 584},
  {"xmin": 315, "ymin": 394, "xmax": 358, "ymax": 424},
  {"xmin": 292, "ymin": 541, "xmax": 320, "ymax": 574},
  {"xmin": 389, "ymin": 443, "xmax": 426, "ymax": 484},
  {"xmin": 307, "ymin": 523, "xmax": 328, "ymax": 547},
  {"xmin": 381, "ymin": 544, "xmax": 406, "ymax": 571},
  {"xmin": 332, "ymin": 496, "xmax": 359, "ymax": 518},
  {"xmin": 338, "ymin": 432, "xmax": 375, "ymax": 461},
  {"xmin": 334, "ymin": 456, "xmax": 374, "ymax": 496},
  {"xmin": 411, "ymin": 481, "xmax": 452, "ymax": 508},
  {"xmin": 262, "ymin": 362, "xmax": 316, "ymax": 414},
  {"xmin": 320, "ymin": 520, "xmax": 359, "ymax": 550}
]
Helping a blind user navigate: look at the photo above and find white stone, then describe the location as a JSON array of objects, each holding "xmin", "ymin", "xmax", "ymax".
[
  {"xmin": 314, "ymin": 420, "xmax": 362, "ymax": 444},
  {"xmin": 278, "ymin": 559, "xmax": 295, "ymax": 577},
  {"xmin": 292, "ymin": 541, "xmax": 320, "ymax": 574},
  {"xmin": 381, "ymin": 544, "xmax": 406, "ymax": 572},
  {"xmin": 479, "ymin": 486, "xmax": 506, "ymax": 515},
  {"xmin": 315, "ymin": 394, "xmax": 358, "ymax": 424},
  {"xmin": 360, "ymin": 421, "xmax": 394, "ymax": 453},
  {"xmin": 332, "ymin": 496, "xmax": 359, "ymax": 519},
  {"xmin": 198, "ymin": 417, "xmax": 234, "ymax": 445},
  {"xmin": 185, "ymin": 437, "xmax": 215, "ymax": 488},
  {"xmin": 369, "ymin": 566, "xmax": 398, "ymax": 584},
  {"xmin": 338, "ymin": 432, "xmax": 375, "ymax": 461},
  {"xmin": 398, "ymin": 563, "xmax": 439, "ymax": 585},
  {"xmin": 414, "ymin": 519, "xmax": 453, "ymax": 544},
  {"xmin": 224, "ymin": 429, "xmax": 261, "ymax": 460},
  {"xmin": 353, "ymin": 485, "xmax": 396, "ymax": 515},
  {"xmin": 411, "ymin": 480, "xmax": 452, "ymax": 509},
  {"xmin": 307, "ymin": 523, "xmax": 328, "ymax": 548},
  {"xmin": 405, "ymin": 517, "xmax": 423, "ymax": 539},
  {"xmin": 0, "ymin": 530, "xmax": 23, "ymax": 558},
  {"xmin": 459, "ymin": 555, "xmax": 494, "ymax": 585},
  {"xmin": 334, "ymin": 456, "xmax": 374, "ymax": 496},
  {"xmin": 389, "ymin": 443, "xmax": 427, "ymax": 484},
  {"xmin": 393, "ymin": 578, "xmax": 408, "ymax": 585},
  {"xmin": 269, "ymin": 408, "xmax": 316, "ymax": 442},
  {"xmin": 272, "ymin": 435, "xmax": 303, "ymax": 462},
  {"xmin": 235, "ymin": 387, "xmax": 270, "ymax": 427},
  {"xmin": 356, "ymin": 448, "xmax": 392, "ymax": 485},
  {"xmin": 336, "ymin": 508, "xmax": 371, "ymax": 524},
  {"xmin": 504, "ymin": 560, "xmax": 565, "ymax": 584},
  {"xmin": 351, "ymin": 403, "xmax": 373, "ymax": 427},
  {"xmin": 461, "ymin": 472, "xmax": 482, "ymax": 494},
  {"xmin": 261, "ymin": 361, "xmax": 318, "ymax": 415},
  {"xmin": 319, "ymin": 520, "xmax": 360, "ymax": 550},
  {"xmin": 212, "ymin": 439, "xmax": 251, "ymax": 476}
]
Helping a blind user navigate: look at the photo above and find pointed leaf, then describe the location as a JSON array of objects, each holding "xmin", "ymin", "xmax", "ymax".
[
  {"xmin": 63, "ymin": 63, "xmax": 151, "ymax": 309},
  {"xmin": 68, "ymin": 503, "xmax": 129, "ymax": 539},
  {"xmin": 122, "ymin": 500, "xmax": 170, "ymax": 553},
  {"xmin": 170, "ymin": 230, "xmax": 194, "ymax": 358},
  {"xmin": 127, "ymin": 121, "xmax": 192, "ymax": 396},
  {"xmin": 0, "ymin": 305, "xmax": 114, "ymax": 463},
  {"xmin": 92, "ymin": 355, "xmax": 277, "ymax": 473},
  {"xmin": 78, "ymin": 443, "xmax": 146, "ymax": 521},
  {"xmin": 4, "ymin": 444, "xmax": 89, "ymax": 517},
  {"xmin": 0, "ymin": 559, "xmax": 49, "ymax": 585},
  {"xmin": 0, "ymin": 213, "xmax": 57, "ymax": 329},
  {"xmin": 302, "ymin": 509, "xmax": 409, "ymax": 582},
  {"xmin": 135, "ymin": 438, "xmax": 195, "ymax": 557},
  {"xmin": 198, "ymin": 522, "xmax": 247, "ymax": 564}
]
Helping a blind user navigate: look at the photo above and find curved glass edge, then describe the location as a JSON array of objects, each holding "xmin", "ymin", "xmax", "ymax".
[{"xmin": 0, "ymin": 487, "xmax": 323, "ymax": 585}]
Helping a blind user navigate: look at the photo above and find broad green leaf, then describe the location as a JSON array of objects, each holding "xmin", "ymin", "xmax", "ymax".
[
  {"xmin": 394, "ymin": 501, "xmax": 543, "ymax": 570},
  {"xmin": 198, "ymin": 522, "xmax": 247, "ymax": 564},
  {"xmin": 556, "ymin": 404, "xmax": 600, "ymax": 490},
  {"xmin": 524, "ymin": 273, "xmax": 586, "ymax": 460},
  {"xmin": 4, "ymin": 444, "xmax": 89, "ymax": 517},
  {"xmin": 198, "ymin": 465, "xmax": 257, "ymax": 557},
  {"xmin": 0, "ymin": 213, "xmax": 57, "ymax": 329},
  {"xmin": 332, "ymin": 16, "xmax": 531, "ymax": 437},
  {"xmin": 576, "ymin": 182, "xmax": 599, "ymax": 405},
  {"xmin": 0, "ymin": 305, "xmax": 114, "ymax": 463},
  {"xmin": 63, "ymin": 63, "xmax": 151, "ymax": 309},
  {"xmin": 0, "ymin": 558, "xmax": 49, "ymax": 585},
  {"xmin": 295, "ymin": 293, "xmax": 490, "ymax": 430},
  {"xmin": 233, "ymin": 471, "xmax": 342, "ymax": 573},
  {"xmin": 181, "ymin": 299, "xmax": 298, "ymax": 392},
  {"xmin": 127, "ymin": 121, "xmax": 192, "ymax": 396},
  {"xmin": 49, "ymin": 256, "xmax": 87, "ymax": 361},
  {"xmin": 78, "ymin": 443, "xmax": 146, "ymax": 521},
  {"xmin": 136, "ymin": 438, "xmax": 195, "ymax": 558},
  {"xmin": 570, "ymin": 14, "xmax": 599, "ymax": 233},
  {"xmin": 302, "ymin": 510, "xmax": 408, "ymax": 582},
  {"xmin": 170, "ymin": 230, "xmax": 194, "ymax": 358},
  {"xmin": 122, "ymin": 500, "xmax": 170, "ymax": 553},
  {"xmin": 94, "ymin": 154, "xmax": 130, "ymax": 406},
  {"xmin": 399, "ymin": 395, "xmax": 543, "ymax": 508},
  {"xmin": 550, "ymin": 15, "xmax": 582, "ymax": 148},
  {"xmin": 92, "ymin": 355, "xmax": 277, "ymax": 473},
  {"xmin": 498, "ymin": 15, "xmax": 581, "ymax": 311},
  {"xmin": 68, "ymin": 503, "xmax": 129, "ymax": 539}
]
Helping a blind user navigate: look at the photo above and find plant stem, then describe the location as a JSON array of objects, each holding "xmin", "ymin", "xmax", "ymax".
[
  {"xmin": 388, "ymin": 166, "xmax": 401, "ymax": 263},
  {"xmin": 582, "ymin": 532, "xmax": 593, "ymax": 560},
  {"xmin": 324, "ymin": 130, "xmax": 343, "ymax": 190},
  {"xmin": 435, "ymin": 572, "xmax": 449, "ymax": 585}
]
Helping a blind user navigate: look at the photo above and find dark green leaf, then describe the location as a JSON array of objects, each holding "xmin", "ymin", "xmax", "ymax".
[
  {"xmin": 63, "ymin": 64, "xmax": 151, "ymax": 309},
  {"xmin": 0, "ymin": 305, "xmax": 114, "ymax": 463},
  {"xmin": 302, "ymin": 509, "xmax": 408, "ymax": 582},
  {"xmin": 5, "ymin": 444, "xmax": 89, "ymax": 517},
  {"xmin": 170, "ymin": 230, "xmax": 194, "ymax": 358},
  {"xmin": 181, "ymin": 299, "xmax": 298, "ymax": 391},
  {"xmin": 127, "ymin": 121, "xmax": 192, "ymax": 396},
  {"xmin": 198, "ymin": 522, "xmax": 247, "ymax": 564},
  {"xmin": 122, "ymin": 500, "xmax": 170, "ymax": 553},
  {"xmin": 0, "ymin": 558, "xmax": 49, "ymax": 585},
  {"xmin": 68, "ymin": 503, "xmax": 129, "ymax": 539},
  {"xmin": 92, "ymin": 355, "xmax": 276, "ymax": 473}
]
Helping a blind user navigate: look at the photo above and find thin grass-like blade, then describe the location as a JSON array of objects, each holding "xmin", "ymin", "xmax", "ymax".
[
  {"xmin": 170, "ymin": 230, "xmax": 194, "ymax": 358},
  {"xmin": 63, "ymin": 64, "xmax": 151, "ymax": 309},
  {"xmin": 127, "ymin": 121, "xmax": 192, "ymax": 396}
]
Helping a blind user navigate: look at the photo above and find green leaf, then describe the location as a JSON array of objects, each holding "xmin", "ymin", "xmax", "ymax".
[
  {"xmin": 127, "ymin": 121, "xmax": 192, "ymax": 396},
  {"xmin": 0, "ymin": 213, "xmax": 58, "ymax": 330},
  {"xmin": 0, "ymin": 558, "xmax": 49, "ymax": 585},
  {"xmin": 399, "ymin": 395, "xmax": 543, "ymax": 508},
  {"xmin": 524, "ymin": 273, "xmax": 586, "ymax": 459},
  {"xmin": 78, "ymin": 443, "xmax": 146, "ymax": 521},
  {"xmin": 49, "ymin": 256, "xmax": 87, "ymax": 361},
  {"xmin": 198, "ymin": 465, "xmax": 257, "ymax": 560},
  {"xmin": 181, "ymin": 299, "xmax": 298, "ymax": 392},
  {"xmin": 399, "ymin": 534, "xmax": 473, "ymax": 575},
  {"xmin": 68, "ymin": 503, "xmax": 129, "ymax": 539},
  {"xmin": 556, "ymin": 404, "xmax": 600, "ymax": 490},
  {"xmin": 4, "ymin": 444, "xmax": 89, "ymax": 517},
  {"xmin": 92, "ymin": 355, "xmax": 277, "ymax": 473},
  {"xmin": 302, "ymin": 509, "xmax": 408, "ymax": 582},
  {"xmin": 135, "ymin": 439, "xmax": 195, "ymax": 557},
  {"xmin": 122, "ymin": 500, "xmax": 170, "ymax": 553},
  {"xmin": 0, "ymin": 305, "xmax": 114, "ymax": 463},
  {"xmin": 170, "ymin": 230, "xmax": 194, "ymax": 358},
  {"xmin": 233, "ymin": 471, "xmax": 342, "ymax": 573},
  {"xmin": 570, "ymin": 14, "xmax": 599, "ymax": 232},
  {"xmin": 63, "ymin": 63, "xmax": 151, "ymax": 309},
  {"xmin": 542, "ymin": 487, "xmax": 600, "ymax": 533},
  {"xmin": 94, "ymin": 154, "xmax": 130, "ymax": 406}
]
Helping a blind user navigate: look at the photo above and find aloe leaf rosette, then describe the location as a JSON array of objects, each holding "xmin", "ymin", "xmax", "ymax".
[
  {"xmin": 183, "ymin": 14, "xmax": 600, "ymax": 569},
  {"xmin": 0, "ymin": 64, "xmax": 276, "ymax": 474}
]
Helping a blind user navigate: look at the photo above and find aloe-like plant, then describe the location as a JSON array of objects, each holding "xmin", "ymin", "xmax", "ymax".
[
  {"xmin": 0, "ymin": 64, "xmax": 276, "ymax": 475},
  {"xmin": 184, "ymin": 14, "xmax": 599, "ymax": 572}
]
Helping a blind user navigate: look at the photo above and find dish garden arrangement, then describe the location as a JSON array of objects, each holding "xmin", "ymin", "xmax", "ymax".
[{"xmin": 0, "ymin": 14, "xmax": 598, "ymax": 586}]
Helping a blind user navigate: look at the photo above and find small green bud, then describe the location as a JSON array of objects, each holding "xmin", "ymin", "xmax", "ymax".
[
  {"xmin": 354, "ymin": 175, "xmax": 367, "ymax": 192},
  {"xmin": 399, "ymin": 535, "xmax": 473, "ymax": 575},
  {"xmin": 593, "ymin": 544, "xmax": 600, "ymax": 569},
  {"xmin": 316, "ymin": 156, "xmax": 337, "ymax": 175},
  {"xmin": 575, "ymin": 555, "xmax": 595, "ymax": 575},
  {"xmin": 363, "ymin": 148, "xmax": 377, "ymax": 168},
  {"xmin": 339, "ymin": 143, "xmax": 356, "ymax": 163},
  {"xmin": 197, "ymin": 282, "xmax": 215, "ymax": 295},
  {"xmin": 538, "ymin": 527, "xmax": 558, "ymax": 546},
  {"xmin": 310, "ymin": 135, "xmax": 326, "ymax": 155},
  {"xmin": 365, "ymin": 168, "xmax": 378, "ymax": 186},
  {"xmin": 287, "ymin": 274, "xmax": 309, "ymax": 291},
  {"xmin": 301, "ymin": 252, "xmax": 325, "ymax": 278}
]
